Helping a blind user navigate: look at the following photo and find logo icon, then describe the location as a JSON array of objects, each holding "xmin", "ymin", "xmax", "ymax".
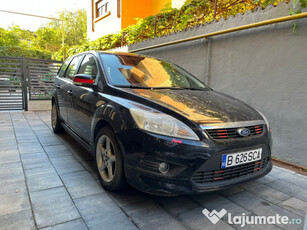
[
  {"xmin": 237, "ymin": 128, "xmax": 250, "ymax": 137},
  {"xmin": 202, "ymin": 208, "xmax": 227, "ymax": 224}
]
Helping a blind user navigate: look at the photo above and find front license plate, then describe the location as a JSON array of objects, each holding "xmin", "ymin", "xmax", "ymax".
[{"xmin": 221, "ymin": 148, "xmax": 262, "ymax": 169}]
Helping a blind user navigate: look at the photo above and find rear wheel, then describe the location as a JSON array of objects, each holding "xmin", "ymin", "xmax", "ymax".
[
  {"xmin": 95, "ymin": 127, "xmax": 126, "ymax": 191},
  {"xmin": 51, "ymin": 102, "xmax": 64, "ymax": 133}
]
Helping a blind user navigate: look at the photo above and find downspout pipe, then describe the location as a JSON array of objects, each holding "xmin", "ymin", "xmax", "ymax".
[{"xmin": 205, "ymin": 38, "xmax": 212, "ymax": 86}]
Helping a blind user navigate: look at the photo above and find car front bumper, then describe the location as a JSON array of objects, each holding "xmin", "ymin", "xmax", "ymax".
[{"xmin": 118, "ymin": 128, "xmax": 272, "ymax": 196}]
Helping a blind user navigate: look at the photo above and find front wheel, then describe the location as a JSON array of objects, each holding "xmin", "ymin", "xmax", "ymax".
[{"xmin": 95, "ymin": 127, "xmax": 126, "ymax": 191}]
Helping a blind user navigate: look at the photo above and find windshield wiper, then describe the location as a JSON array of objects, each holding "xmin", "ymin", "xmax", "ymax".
[
  {"xmin": 181, "ymin": 87, "xmax": 207, "ymax": 91},
  {"xmin": 151, "ymin": 87, "xmax": 185, "ymax": 90},
  {"xmin": 113, "ymin": 85, "xmax": 152, "ymax": 89},
  {"xmin": 153, "ymin": 87, "xmax": 206, "ymax": 91}
]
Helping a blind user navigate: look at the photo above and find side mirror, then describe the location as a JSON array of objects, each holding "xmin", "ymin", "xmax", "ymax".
[{"xmin": 73, "ymin": 74, "xmax": 94, "ymax": 87}]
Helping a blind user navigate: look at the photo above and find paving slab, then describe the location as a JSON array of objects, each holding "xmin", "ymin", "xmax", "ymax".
[
  {"xmin": 108, "ymin": 188, "xmax": 149, "ymax": 208},
  {"xmin": 116, "ymin": 199, "xmax": 187, "ymax": 230},
  {"xmin": 60, "ymin": 170, "xmax": 104, "ymax": 199},
  {"xmin": 16, "ymin": 135, "xmax": 39, "ymax": 144},
  {"xmin": 273, "ymin": 172, "xmax": 307, "ymax": 190},
  {"xmin": 0, "ymin": 162, "xmax": 25, "ymax": 184},
  {"xmin": 74, "ymin": 193, "xmax": 136, "ymax": 230},
  {"xmin": 24, "ymin": 166, "xmax": 63, "ymax": 192},
  {"xmin": 265, "ymin": 179, "xmax": 307, "ymax": 202},
  {"xmin": 219, "ymin": 186, "xmax": 245, "ymax": 197},
  {"xmin": 239, "ymin": 181, "xmax": 291, "ymax": 204},
  {"xmin": 0, "ymin": 209, "xmax": 36, "ymax": 230},
  {"xmin": 40, "ymin": 218, "xmax": 88, "ymax": 230},
  {"xmin": 192, "ymin": 193, "xmax": 252, "ymax": 218},
  {"xmin": 0, "ymin": 138, "xmax": 17, "ymax": 145},
  {"xmin": 34, "ymin": 129, "xmax": 56, "ymax": 136},
  {"xmin": 269, "ymin": 167, "xmax": 296, "ymax": 179},
  {"xmin": 177, "ymin": 206, "xmax": 234, "ymax": 230},
  {"xmin": 18, "ymin": 142, "xmax": 45, "ymax": 155},
  {"xmin": 30, "ymin": 186, "xmax": 80, "ymax": 229},
  {"xmin": 21, "ymin": 152, "xmax": 52, "ymax": 170},
  {"xmin": 0, "ymin": 180, "xmax": 27, "ymax": 196},
  {"xmin": 38, "ymin": 136, "xmax": 63, "ymax": 147},
  {"xmin": 154, "ymin": 196, "xmax": 199, "ymax": 216},
  {"xmin": 256, "ymin": 174, "xmax": 279, "ymax": 184},
  {"xmin": 0, "ymin": 149, "xmax": 20, "ymax": 164},
  {"xmin": 50, "ymin": 155, "xmax": 84, "ymax": 175},
  {"xmin": 278, "ymin": 197, "xmax": 307, "ymax": 218},
  {"xmin": 0, "ymin": 133, "xmax": 15, "ymax": 140},
  {"xmin": 0, "ymin": 141, "xmax": 19, "ymax": 151},
  {"xmin": 0, "ymin": 180, "xmax": 30, "ymax": 216},
  {"xmin": 88, "ymin": 213, "xmax": 137, "ymax": 230},
  {"xmin": 79, "ymin": 159, "xmax": 97, "ymax": 178},
  {"xmin": 43, "ymin": 145, "xmax": 72, "ymax": 158},
  {"xmin": 228, "ymin": 191, "xmax": 304, "ymax": 230}
]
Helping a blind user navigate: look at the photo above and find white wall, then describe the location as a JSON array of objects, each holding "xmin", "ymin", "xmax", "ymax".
[
  {"xmin": 87, "ymin": 0, "xmax": 122, "ymax": 41},
  {"xmin": 172, "ymin": 0, "xmax": 185, "ymax": 9}
]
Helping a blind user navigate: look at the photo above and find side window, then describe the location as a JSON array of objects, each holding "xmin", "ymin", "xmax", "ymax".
[
  {"xmin": 58, "ymin": 58, "xmax": 71, "ymax": 78},
  {"xmin": 77, "ymin": 55, "xmax": 98, "ymax": 80},
  {"xmin": 65, "ymin": 56, "xmax": 82, "ymax": 80}
]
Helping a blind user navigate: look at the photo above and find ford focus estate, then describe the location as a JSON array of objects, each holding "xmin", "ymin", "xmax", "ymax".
[{"xmin": 51, "ymin": 51, "xmax": 272, "ymax": 195}]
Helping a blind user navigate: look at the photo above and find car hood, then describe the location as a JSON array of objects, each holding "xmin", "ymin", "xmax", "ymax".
[{"xmin": 121, "ymin": 88, "xmax": 262, "ymax": 125}]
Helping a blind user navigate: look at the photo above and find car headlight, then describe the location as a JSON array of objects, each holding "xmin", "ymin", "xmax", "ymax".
[
  {"xmin": 129, "ymin": 107, "xmax": 199, "ymax": 140},
  {"xmin": 257, "ymin": 110, "xmax": 270, "ymax": 130}
]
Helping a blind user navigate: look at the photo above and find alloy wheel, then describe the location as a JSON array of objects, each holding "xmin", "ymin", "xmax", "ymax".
[{"xmin": 96, "ymin": 135, "xmax": 116, "ymax": 182}]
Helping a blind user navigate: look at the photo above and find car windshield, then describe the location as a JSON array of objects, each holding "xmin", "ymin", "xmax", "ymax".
[{"xmin": 100, "ymin": 53, "xmax": 207, "ymax": 90}]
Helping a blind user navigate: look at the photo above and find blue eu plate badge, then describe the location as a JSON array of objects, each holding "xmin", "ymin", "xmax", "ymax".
[{"xmin": 222, "ymin": 155, "xmax": 227, "ymax": 169}]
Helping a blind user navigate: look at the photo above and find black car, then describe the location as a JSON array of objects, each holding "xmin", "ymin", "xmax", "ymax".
[{"xmin": 51, "ymin": 51, "xmax": 272, "ymax": 195}]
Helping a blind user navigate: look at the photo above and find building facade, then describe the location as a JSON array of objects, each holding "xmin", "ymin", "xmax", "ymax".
[{"xmin": 87, "ymin": 0, "xmax": 185, "ymax": 40}]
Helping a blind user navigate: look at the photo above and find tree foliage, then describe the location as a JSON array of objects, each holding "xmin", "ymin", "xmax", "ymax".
[
  {"xmin": 0, "ymin": 26, "xmax": 52, "ymax": 59},
  {"xmin": 35, "ymin": 9, "xmax": 87, "ymax": 51},
  {"xmin": 0, "ymin": 9, "xmax": 87, "ymax": 60},
  {"xmin": 0, "ymin": 1, "xmax": 305, "ymax": 61}
]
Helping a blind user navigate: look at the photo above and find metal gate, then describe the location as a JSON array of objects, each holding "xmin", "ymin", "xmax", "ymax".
[
  {"xmin": 0, "ymin": 56, "xmax": 62, "ymax": 111},
  {"xmin": 0, "ymin": 56, "xmax": 24, "ymax": 110},
  {"xmin": 28, "ymin": 58, "xmax": 62, "ymax": 100}
]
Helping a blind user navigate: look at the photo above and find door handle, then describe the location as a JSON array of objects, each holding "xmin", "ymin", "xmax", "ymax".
[
  {"xmin": 67, "ymin": 90, "xmax": 73, "ymax": 95},
  {"xmin": 56, "ymin": 85, "xmax": 60, "ymax": 89}
]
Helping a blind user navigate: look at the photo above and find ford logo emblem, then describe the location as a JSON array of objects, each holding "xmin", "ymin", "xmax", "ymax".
[{"xmin": 237, "ymin": 128, "xmax": 250, "ymax": 137}]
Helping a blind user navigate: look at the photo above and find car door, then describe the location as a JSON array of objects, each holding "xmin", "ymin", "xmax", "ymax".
[
  {"xmin": 67, "ymin": 54, "xmax": 100, "ymax": 143},
  {"xmin": 59, "ymin": 55, "xmax": 83, "ymax": 125},
  {"xmin": 54, "ymin": 58, "xmax": 71, "ymax": 122}
]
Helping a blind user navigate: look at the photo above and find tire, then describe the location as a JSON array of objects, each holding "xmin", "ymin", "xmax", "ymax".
[
  {"xmin": 51, "ymin": 102, "xmax": 64, "ymax": 133},
  {"xmin": 95, "ymin": 126, "xmax": 126, "ymax": 191}
]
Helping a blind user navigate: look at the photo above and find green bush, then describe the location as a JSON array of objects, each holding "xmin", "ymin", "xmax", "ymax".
[{"xmin": 53, "ymin": 0, "xmax": 296, "ymax": 60}]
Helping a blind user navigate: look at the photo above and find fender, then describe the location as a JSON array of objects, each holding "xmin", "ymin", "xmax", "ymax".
[{"xmin": 90, "ymin": 100, "xmax": 130, "ymax": 153}]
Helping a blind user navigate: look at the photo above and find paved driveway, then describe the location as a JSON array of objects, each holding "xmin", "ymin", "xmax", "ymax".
[{"xmin": 0, "ymin": 111, "xmax": 306, "ymax": 230}]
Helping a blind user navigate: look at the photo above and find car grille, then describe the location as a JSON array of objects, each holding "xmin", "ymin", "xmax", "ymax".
[
  {"xmin": 205, "ymin": 125, "xmax": 264, "ymax": 140},
  {"xmin": 192, "ymin": 157, "xmax": 270, "ymax": 184}
]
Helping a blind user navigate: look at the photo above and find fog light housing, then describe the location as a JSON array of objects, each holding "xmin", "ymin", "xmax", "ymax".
[{"xmin": 158, "ymin": 162, "xmax": 169, "ymax": 174}]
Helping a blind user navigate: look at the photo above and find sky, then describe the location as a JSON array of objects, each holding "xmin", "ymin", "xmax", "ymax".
[{"xmin": 0, "ymin": 0, "xmax": 88, "ymax": 31}]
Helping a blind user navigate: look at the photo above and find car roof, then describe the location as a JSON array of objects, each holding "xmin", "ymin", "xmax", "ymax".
[{"xmin": 67, "ymin": 50, "xmax": 150, "ymax": 61}]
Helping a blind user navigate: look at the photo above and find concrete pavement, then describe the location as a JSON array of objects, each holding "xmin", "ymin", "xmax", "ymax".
[{"xmin": 0, "ymin": 111, "xmax": 306, "ymax": 230}]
